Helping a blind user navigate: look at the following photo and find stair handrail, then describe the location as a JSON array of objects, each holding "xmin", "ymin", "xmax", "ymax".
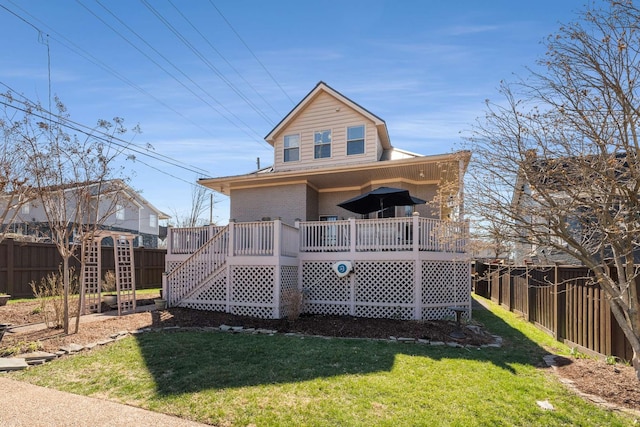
[{"xmin": 165, "ymin": 225, "xmax": 229, "ymax": 305}]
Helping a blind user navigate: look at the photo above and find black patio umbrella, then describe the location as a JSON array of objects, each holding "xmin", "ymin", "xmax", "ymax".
[{"xmin": 337, "ymin": 186, "xmax": 426, "ymax": 215}]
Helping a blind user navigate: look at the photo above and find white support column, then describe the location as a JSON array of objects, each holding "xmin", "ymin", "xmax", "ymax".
[
  {"xmin": 273, "ymin": 219, "xmax": 282, "ymax": 318},
  {"xmin": 349, "ymin": 217, "xmax": 356, "ymax": 253}
]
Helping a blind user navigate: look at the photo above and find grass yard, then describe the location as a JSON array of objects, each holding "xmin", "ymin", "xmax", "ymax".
[{"xmin": 11, "ymin": 297, "xmax": 638, "ymax": 426}]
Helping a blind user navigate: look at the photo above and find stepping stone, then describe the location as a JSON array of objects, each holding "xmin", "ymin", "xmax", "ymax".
[
  {"xmin": 398, "ymin": 337, "xmax": 415, "ymax": 343},
  {"xmin": 59, "ymin": 344, "xmax": 84, "ymax": 354},
  {"xmin": 0, "ymin": 357, "xmax": 29, "ymax": 371},
  {"xmin": 15, "ymin": 351, "xmax": 57, "ymax": 363}
]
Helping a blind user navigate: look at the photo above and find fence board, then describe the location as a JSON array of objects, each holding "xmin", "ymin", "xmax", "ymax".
[
  {"xmin": 0, "ymin": 239, "xmax": 165, "ymax": 297},
  {"xmin": 473, "ymin": 262, "xmax": 637, "ymax": 362}
]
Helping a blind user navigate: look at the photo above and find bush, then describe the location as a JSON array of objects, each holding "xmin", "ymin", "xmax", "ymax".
[{"xmin": 30, "ymin": 267, "xmax": 79, "ymax": 329}]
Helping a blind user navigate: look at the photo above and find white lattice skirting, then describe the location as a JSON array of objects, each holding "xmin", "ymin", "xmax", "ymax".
[
  {"xmin": 177, "ymin": 260, "xmax": 470, "ymax": 321},
  {"xmin": 303, "ymin": 260, "xmax": 471, "ymax": 321}
]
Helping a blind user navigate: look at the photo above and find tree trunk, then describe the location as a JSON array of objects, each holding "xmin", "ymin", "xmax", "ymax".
[
  {"xmin": 608, "ymin": 293, "xmax": 640, "ymax": 380},
  {"xmin": 62, "ymin": 256, "xmax": 70, "ymax": 334}
]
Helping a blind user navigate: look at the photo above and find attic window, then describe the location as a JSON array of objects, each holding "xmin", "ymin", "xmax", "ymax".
[
  {"xmin": 347, "ymin": 125, "xmax": 365, "ymax": 155},
  {"xmin": 314, "ymin": 130, "xmax": 331, "ymax": 159},
  {"xmin": 116, "ymin": 204, "xmax": 125, "ymax": 220},
  {"xmin": 283, "ymin": 134, "xmax": 300, "ymax": 162}
]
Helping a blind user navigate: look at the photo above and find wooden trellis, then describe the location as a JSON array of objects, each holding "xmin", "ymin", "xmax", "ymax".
[{"xmin": 81, "ymin": 231, "xmax": 136, "ymax": 316}]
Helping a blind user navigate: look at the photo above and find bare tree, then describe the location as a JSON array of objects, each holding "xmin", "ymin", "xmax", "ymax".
[
  {"xmin": 170, "ymin": 184, "xmax": 215, "ymax": 227},
  {"xmin": 465, "ymin": 1, "xmax": 640, "ymax": 378},
  {"xmin": 0, "ymin": 94, "xmax": 35, "ymax": 242},
  {"xmin": 11, "ymin": 93, "xmax": 136, "ymax": 333}
]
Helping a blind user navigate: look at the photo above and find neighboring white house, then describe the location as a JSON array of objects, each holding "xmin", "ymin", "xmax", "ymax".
[
  {"xmin": 2, "ymin": 179, "xmax": 169, "ymax": 248},
  {"xmin": 165, "ymin": 82, "xmax": 472, "ymax": 321}
]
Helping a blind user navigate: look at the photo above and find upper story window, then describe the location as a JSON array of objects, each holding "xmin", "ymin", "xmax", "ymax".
[
  {"xmin": 150, "ymin": 214, "xmax": 157, "ymax": 228},
  {"xmin": 283, "ymin": 134, "xmax": 300, "ymax": 162},
  {"xmin": 21, "ymin": 204, "xmax": 30, "ymax": 215},
  {"xmin": 347, "ymin": 125, "xmax": 365, "ymax": 155},
  {"xmin": 115, "ymin": 204, "xmax": 125, "ymax": 220},
  {"xmin": 314, "ymin": 130, "xmax": 331, "ymax": 159}
]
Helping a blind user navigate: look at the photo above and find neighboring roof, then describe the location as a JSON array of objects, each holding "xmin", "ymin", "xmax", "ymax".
[
  {"xmin": 199, "ymin": 151, "xmax": 471, "ymax": 196},
  {"xmin": 264, "ymin": 81, "xmax": 392, "ymax": 150},
  {"xmin": 6, "ymin": 179, "xmax": 170, "ymax": 220}
]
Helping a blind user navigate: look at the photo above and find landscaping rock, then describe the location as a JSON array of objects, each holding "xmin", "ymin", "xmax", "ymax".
[{"xmin": 0, "ymin": 357, "xmax": 29, "ymax": 371}]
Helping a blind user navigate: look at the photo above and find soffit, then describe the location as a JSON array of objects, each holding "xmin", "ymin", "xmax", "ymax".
[{"xmin": 199, "ymin": 152, "xmax": 469, "ymax": 195}]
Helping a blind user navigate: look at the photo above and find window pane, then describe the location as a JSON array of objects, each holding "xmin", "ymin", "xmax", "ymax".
[
  {"xmin": 284, "ymin": 134, "xmax": 299, "ymax": 148},
  {"xmin": 284, "ymin": 147, "xmax": 299, "ymax": 162},
  {"xmin": 314, "ymin": 144, "xmax": 331, "ymax": 158},
  {"xmin": 347, "ymin": 140, "xmax": 364, "ymax": 155},
  {"xmin": 347, "ymin": 125, "xmax": 364, "ymax": 140}
]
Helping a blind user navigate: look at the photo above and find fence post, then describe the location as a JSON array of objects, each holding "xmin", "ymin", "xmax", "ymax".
[
  {"xmin": 349, "ymin": 217, "xmax": 356, "ymax": 253},
  {"xmin": 553, "ymin": 262, "xmax": 559, "ymax": 339},
  {"xmin": 526, "ymin": 262, "xmax": 534, "ymax": 322},
  {"xmin": 6, "ymin": 238, "xmax": 14, "ymax": 295}
]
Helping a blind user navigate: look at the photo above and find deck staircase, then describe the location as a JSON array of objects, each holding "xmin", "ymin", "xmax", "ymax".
[{"xmin": 165, "ymin": 225, "xmax": 229, "ymax": 306}]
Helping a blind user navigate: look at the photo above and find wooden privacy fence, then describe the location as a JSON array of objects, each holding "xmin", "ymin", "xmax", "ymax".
[
  {"xmin": 0, "ymin": 239, "xmax": 166, "ymax": 298},
  {"xmin": 473, "ymin": 262, "xmax": 636, "ymax": 361}
]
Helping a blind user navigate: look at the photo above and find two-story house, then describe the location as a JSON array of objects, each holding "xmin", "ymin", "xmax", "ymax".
[
  {"xmin": 3, "ymin": 179, "xmax": 169, "ymax": 248},
  {"xmin": 164, "ymin": 82, "xmax": 472, "ymax": 321}
]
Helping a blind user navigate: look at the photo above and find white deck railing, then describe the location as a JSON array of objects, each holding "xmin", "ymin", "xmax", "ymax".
[
  {"xmin": 166, "ymin": 217, "xmax": 467, "ymax": 257},
  {"xmin": 298, "ymin": 216, "xmax": 467, "ymax": 253},
  {"xmin": 167, "ymin": 225, "xmax": 226, "ymax": 255}
]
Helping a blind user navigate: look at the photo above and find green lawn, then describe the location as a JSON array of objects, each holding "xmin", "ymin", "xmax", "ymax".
[{"xmin": 12, "ymin": 295, "xmax": 637, "ymax": 426}]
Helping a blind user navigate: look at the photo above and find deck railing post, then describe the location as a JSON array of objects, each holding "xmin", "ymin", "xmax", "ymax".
[
  {"xmin": 228, "ymin": 220, "xmax": 236, "ymax": 257},
  {"xmin": 412, "ymin": 212, "xmax": 420, "ymax": 253},
  {"xmin": 349, "ymin": 217, "xmax": 356, "ymax": 253},
  {"xmin": 166, "ymin": 226, "xmax": 173, "ymax": 255}
]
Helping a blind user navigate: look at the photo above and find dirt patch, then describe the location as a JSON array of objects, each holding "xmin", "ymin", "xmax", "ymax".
[{"xmin": 1, "ymin": 300, "xmax": 639, "ymax": 414}]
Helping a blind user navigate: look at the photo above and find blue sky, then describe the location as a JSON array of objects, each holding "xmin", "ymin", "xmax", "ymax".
[{"xmin": 0, "ymin": 0, "xmax": 591, "ymax": 224}]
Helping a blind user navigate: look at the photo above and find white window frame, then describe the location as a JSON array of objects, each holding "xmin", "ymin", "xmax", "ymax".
[
  {"xmin": 283, "ymin": 134, "xmax": 300, "ymax": 162},
  {"xmin": 149, "ymin": 214, "xmax": 157, "ymax": 228},
  {"xmin": 115, "ymin": 204, "xmax": 125, "ymax": 221},
  {"xmin": 314, "ymin": 129, "xmax": 332, "ymax": 159},
  {"xmin": 21, "ymin": 204, "xmax": 30, "ymax": 215},
  {"xmin": 346, "ymin": 125, "xmax": 365, "ymax": 155}
]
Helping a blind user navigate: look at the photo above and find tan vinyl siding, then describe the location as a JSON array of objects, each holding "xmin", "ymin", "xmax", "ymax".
[{"xmin": 273, "ymin": 92, "xmax": 380, "ymax": 171}]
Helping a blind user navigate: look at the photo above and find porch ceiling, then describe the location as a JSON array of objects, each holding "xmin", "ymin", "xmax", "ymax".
[{"xmin": 199, "ymin": 151, "xmax": 470, "ymax": 195}]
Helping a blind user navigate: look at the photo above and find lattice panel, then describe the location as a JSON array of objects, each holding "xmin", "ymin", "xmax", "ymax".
[
  {"xmin": 231, "ymin": 305, "xmax": 275, "ymax": 318},
  {"xmin": 305, "ymin": 302, "xmax": 350, "ymax": 316},
  {"xmin": 422, "ymin": 306, "xmax": 453, "ymax": 320},
  {"xmin": 230, "ymin": 266, "xmax": 275, "ymax": 304},
  {"xmin": 355, "ymin": 304, "xmax": 413, "ymax": 320},
  {"xmin": 81, "ymin": 239, "xmax": 101, "ymax": 314},
  {"xmin": 165, "ymin": 261, "xmax": 182, "ymax": 274},
  {"xmin": 189, "ymin": 269, "xmax": 227, "ymax": 304},
  {"xmin": 422, "ymin": 261, "xmax": 470, "ymax": 306},
  {"xmin": 302, "ymin": 261, "xmax": 350, "ymax": 302},
  {"xmin": 279, "ymin": 265, "xmax": 299, "ymax": 318},
  {"xmin": 354, "ymin": 261, "xmax": 414, "ymax": 304},
  {"xmin": 182, "ymin": 302, "xmax": 226, "ymax": 312}
]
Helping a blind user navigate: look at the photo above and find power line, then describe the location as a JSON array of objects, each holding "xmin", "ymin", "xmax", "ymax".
[
  {"xmin": 84, "ymin": 0, "xmax": 269, "ymax": 146},
  {"xmin": 139, "ymin": 0, "xmax": 276, "ymax": 130},
  {"xmin": 0, "ymin": 89, "xmax": 210, "ymax": 177},
  {"xmin": 209, "ymin": 0, "xmax": 295, "ymax": 105},
  {"xmin": 3, "ymin": 0, "xmax": 243, "ymax": 146},
  {"xmin": 166, "ymin": 0, "xmax": 282, "ymax": 119}
]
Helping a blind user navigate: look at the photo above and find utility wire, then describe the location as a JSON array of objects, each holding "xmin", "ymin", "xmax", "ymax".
[
  {"xmin": 139, "ymin": 0, "xmax": 275, "ymax": 130},
  {"xmin": 3, "ymin": 0, "xmax": 253, "ymax": 148},
  {"xmin": 86, "ymin": 0, "xmax": 268, "ymax": 146},
  {"xmin": 209, "ymin": 0, "xmax": 295, "ymax": 105},
  {"xmin": 0, "ymin": 91, "xmax": 211, "ymax": 176},
  {"xmin": 167, "ymin": 0, "xmax": 281, "ymax": 119}
]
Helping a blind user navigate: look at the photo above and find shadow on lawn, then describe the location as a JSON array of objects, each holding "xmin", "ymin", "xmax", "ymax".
[{"xmin": 134, "ymin": 301, "xmax": 551, "ymax": 396}]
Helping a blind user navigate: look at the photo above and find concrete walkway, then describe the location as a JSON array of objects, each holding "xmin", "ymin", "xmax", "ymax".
[{"xmin": 0, "ymin": 376, "xmax": 209, "ymax": 427}]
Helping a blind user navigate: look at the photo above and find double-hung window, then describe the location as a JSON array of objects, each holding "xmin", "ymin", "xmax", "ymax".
[
  {"xmin": 283, "ymin": 134, "xmax": 300, "ymax": 162},
  {"xmin": 314, "ymin": 130, "xmax": 331, "ymax": 159},
  {"xmin": 347, "ymin": 125, "xmax": 365, "ymax": 155},
  {"xmin": 115, "ymin": 204, "xmax": 125, "ymax": 220}
]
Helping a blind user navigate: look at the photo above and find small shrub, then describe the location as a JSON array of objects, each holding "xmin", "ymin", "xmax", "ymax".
[
  {"xmin": 285, "ymin": 288, "xmax": 305, "ymax": 321},
  {"xmin": 30, "ymin": 267, "xmax": 79, "ymax": 329},
  {"xmin": 0, "ymin": 340, "xmax": 43, "ymax": 356},
  {"xmin": 102, "ymin": 270, "xmax": 117, "ymax": 294},
  {"xmin": 570, "ymin": 347, "xmax": 590, "ymax": 359},
  {"xmin": 605, "ymin": 355, "xmax": 618, "ymax": 365}
]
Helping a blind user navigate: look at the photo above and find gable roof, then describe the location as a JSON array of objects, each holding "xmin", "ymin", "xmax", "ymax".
[{"xmin": 264, "ymin": 81, "xmax": 392, "ymax": 150}]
